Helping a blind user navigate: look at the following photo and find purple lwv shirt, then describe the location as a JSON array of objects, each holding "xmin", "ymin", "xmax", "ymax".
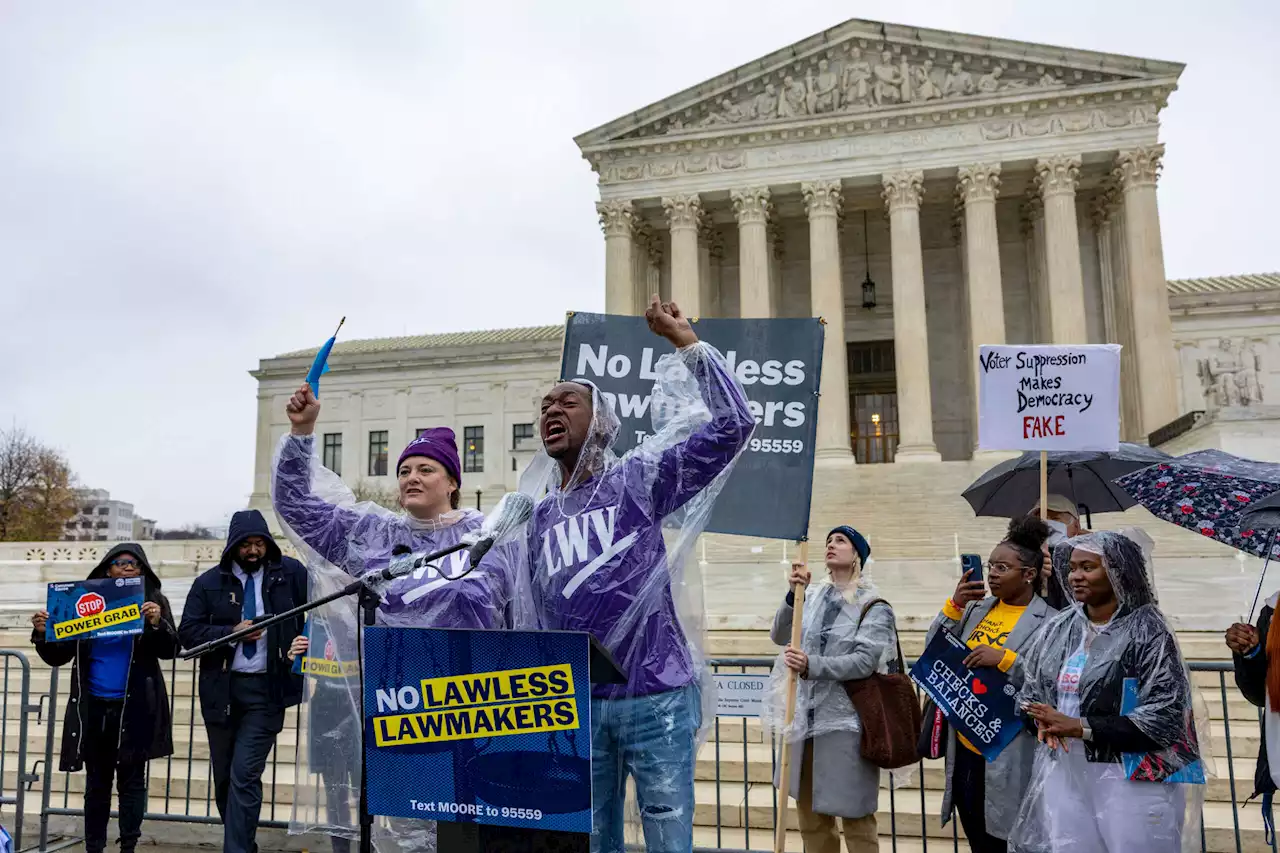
[
  {"xmin": 529, "ymin": 343, "xmax": 755, "ymax": 698},
  {"xmin": 273, "ymin": 436, "xmax": 515, "ymax": 630}
]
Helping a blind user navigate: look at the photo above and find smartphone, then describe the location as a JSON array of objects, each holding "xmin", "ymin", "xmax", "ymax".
[{"xmin": 961, "ymin": 553, "xmax": 983, "ymax": 583}]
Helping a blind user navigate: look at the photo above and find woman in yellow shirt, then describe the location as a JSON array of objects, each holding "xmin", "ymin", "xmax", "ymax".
[{"xmin": 924, "ymin": 516, "xmax": 1056, "ymax": 853}]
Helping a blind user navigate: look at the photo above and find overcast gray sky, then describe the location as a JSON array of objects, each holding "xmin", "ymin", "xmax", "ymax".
[{"xmin": 1, "ymin": 1, "xmax": 1276, "ymax": 529}]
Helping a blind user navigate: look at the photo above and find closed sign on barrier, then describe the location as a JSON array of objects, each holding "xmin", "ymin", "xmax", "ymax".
[{"xmin": 714, "ymin": 674, "xmax": 769, "ymax": 717}]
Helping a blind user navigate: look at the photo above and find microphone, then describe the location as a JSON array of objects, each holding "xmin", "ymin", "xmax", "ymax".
[
  {"xmin": 467, "ymin": 492, "xmax": 536, "ymax": 569},
  {"xmin": 366, "ymin": 493, "xmax": 535, "ymax": 585}
]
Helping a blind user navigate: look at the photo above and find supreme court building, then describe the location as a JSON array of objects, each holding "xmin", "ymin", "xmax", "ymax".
[
  {"xmin": 250, "ymin": 19, "xmax": 1279, "ymax": 555},
  {"xmin": 578, "ymin": 18, "xmax": 1183, "ymax": 464}
]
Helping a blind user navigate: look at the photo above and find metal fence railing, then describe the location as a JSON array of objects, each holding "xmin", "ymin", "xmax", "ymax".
[
  {"xmin": 34, "ymin": 656, "xmax": 304, "ymax": 851},
  {"xmin": 0, "ymin": 651, "xmax": 34, "ymax": 852},
  {"xmin": 15, "ymin": 655, "xmax": 1267, "ymax": 853}
]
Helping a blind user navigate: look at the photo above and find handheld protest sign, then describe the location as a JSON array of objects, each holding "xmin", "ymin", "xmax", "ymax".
[
  {"xmin": 977, "ymin": 344, "xmax": 1121, "ymax": 453},
  {"xmin": 559, "ymin": 313, "xmax": 823, "ymax": 541},
  {"xmin": 363, "ymin": 627, "xmax": 592, "ymax": 834},
  {"xmin": 45, "ymin": 577, "xmax": 145, "ymax": 643},
  {"xmin": 909, "ymin": 630, "xmax": 1021, "ymax": 760}
]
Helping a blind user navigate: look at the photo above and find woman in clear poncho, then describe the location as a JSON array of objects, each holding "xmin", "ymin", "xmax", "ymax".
[
  {"xmin": 274, "ymin": 382, "xmax": 520, "ymax": 630},
  {"xmin": 1010, "ymin": 531, "xmax": 1204, "ymax": 853},
  {"xmin": 764, "ymin": 526, "xmax": 895, "ymax": 853},
  {"xmin": 273, "ymin": 383, "xmax": 524, "ymax": 853}
]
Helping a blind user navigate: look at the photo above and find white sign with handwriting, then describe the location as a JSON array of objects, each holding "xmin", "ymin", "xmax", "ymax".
[{"xmin": 978, "ymin": 344, "xmax": 1121, "ymax": 452}]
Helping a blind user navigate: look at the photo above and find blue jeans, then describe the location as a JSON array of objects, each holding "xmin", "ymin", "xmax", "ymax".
[{"xmin": 590, "ymin": 684, "xmax": 701, "ymax": 853}]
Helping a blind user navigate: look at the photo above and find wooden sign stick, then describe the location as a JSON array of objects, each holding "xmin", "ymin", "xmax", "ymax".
[
  {"xmin": 773, "ymin": 539, "xmax": 809, "ymax": 853},
  {"xmin": 1039, "ymin": 450, "xmax": 1049, "ymax": 520}
]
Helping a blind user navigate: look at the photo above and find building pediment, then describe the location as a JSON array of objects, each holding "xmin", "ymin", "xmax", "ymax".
[{"xmin": 575, "ymin": 19, "xmax": 1183, "ymax": 153}]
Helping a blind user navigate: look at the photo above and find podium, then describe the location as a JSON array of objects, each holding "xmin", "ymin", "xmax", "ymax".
[{"xmin": 362, "ymin": 627, "xmax": 624, "ymax": 853}]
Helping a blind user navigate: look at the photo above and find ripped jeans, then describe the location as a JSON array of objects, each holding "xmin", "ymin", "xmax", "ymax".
[{"xmin": 590, "ymin": 684, "xmax": 701, "ymax": 853}]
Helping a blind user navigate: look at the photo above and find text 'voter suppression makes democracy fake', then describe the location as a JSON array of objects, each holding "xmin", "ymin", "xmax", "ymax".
[{"xmin": 977, "ymin": 344, "xmax": 1121, "ymax": 452}]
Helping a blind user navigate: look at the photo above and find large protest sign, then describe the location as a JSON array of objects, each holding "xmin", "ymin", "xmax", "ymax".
[
  {"xmin": 908, "ymin": 629, "xmax": 1021, "ymax": 760},
  {"xmin": 45, "ymin": 576, "xmax": 145, "ymax": 643},
  {"xmin": 560, "ymin": 313, "xmax": 823, "ymax": 540},
  {"xmin": 363, "ymin": 627, "xmax": 592, "ymax": 834},
  {"xmin": 977, "ymin": 344, "xmax": 1121, "ymax": 452}
]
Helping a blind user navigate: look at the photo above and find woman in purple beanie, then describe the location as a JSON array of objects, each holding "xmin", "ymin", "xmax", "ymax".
[{"xmin": 270, "ymin": 382, "xmax": 518, "ymax": 631}]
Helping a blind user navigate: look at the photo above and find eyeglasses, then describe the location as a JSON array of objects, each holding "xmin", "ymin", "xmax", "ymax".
[
  {"xmin": 110, "ymin": 558, "xmax": 140, "ymax": 569},
  {"xmin": 984, "ymin": 561, "xmax": 1027, "ymax": 575}
]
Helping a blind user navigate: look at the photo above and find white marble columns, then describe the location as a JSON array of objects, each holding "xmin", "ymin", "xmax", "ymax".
[
  {"xmin": 803, "ymin": 180, "xmax": 853, "ymax": 461},
  {"xmin": 731, "ymin": 187, "xmax": 774, "ymax": 317},
  {"xmin": 597, "ymin": 200, "xmax": 635, "ymax": 314},
  {"xmin": 1115, "ymin": 144, "xmax": 1178, "ymax": 435},
  {"xmin": 1035, "ymin": 154, "xmax": 1087, "ymax": 343},
  {"xmin": 882, "ymin": 171, "xmax": 941, "ymax": 461},
  {"xmin": 957, "ymin": 164, "xmax": 1006, "ymax": 449},
  {"xmin": 663, "ymin": 194, "xmax": 703, "ymax": 316}
]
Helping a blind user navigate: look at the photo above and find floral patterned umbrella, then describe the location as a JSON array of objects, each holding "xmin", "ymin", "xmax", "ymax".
[{"xmin": 1115, "ymin": 449, "xmax": 1280, "ymax": 559}]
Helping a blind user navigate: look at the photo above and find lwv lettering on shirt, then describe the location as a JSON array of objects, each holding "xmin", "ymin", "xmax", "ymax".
[
  {"xmin": 401, "ymin": 551, "xmax": 475, "ymax": 605},
  {"xmin": 540, "ymin": 507, "xmax": 638, "ymax": 599}
]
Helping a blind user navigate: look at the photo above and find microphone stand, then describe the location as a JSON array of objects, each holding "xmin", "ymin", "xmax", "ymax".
[
  {"xmin": 177, "ymin": 541, "xmax": 470, "ymax": 660},
  {"xmin": 178, "ymin": 539, "xmax": 471, "ymax": 853}
]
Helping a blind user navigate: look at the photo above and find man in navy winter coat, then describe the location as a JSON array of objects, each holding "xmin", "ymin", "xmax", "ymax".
[{"xmin": 179, "ymin": 510, "xmax": 307, "ymax": 853}]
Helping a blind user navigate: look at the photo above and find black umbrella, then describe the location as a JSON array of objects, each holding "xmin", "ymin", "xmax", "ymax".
[
  {"xmin": 962, "ymin": 443, "xmax": 1174, "ymax": 525},
  {"xmin": 1239, "ymin": 492, "xmax": 1280, "ymax": 622}
]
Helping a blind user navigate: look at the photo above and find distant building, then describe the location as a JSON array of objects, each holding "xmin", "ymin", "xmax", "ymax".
[
  {"xmin": 64, "ymin": 489, "xmax": 138, "ymax": 542},
  {"xmin": 132, "ymin": 517, "xmax": 157, "ymax": 540},
  {"xmin": 248, "ymin": 326, "xmax": 560, "ymax": 520}
]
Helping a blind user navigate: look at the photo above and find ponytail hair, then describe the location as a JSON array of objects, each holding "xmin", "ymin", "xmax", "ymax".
[{"xmin": 1003, "ymin": 515, "xmax": 1051, "ymax": 595}]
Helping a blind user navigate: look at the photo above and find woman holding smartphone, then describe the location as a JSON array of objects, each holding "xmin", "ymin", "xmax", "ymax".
[{"xmin": 924, "ymin": 515, "xmax": 1056, "ymax": 853}]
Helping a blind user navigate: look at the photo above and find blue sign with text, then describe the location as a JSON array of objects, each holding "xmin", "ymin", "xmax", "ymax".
[
  {"xmin": 46, "ymin": 577, "xmax": 145, "ymax": 643},
  {"xmin": 909, "ymin": 630, "xmax": 1021, "ymax": 761},
  {"xmin": 363, "ymin": 627, "xmax": 592, "ymax": 833}
]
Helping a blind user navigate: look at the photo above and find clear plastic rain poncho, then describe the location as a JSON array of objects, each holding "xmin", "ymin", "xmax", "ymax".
[
  {"xmin": 761, "ymin": 570, "xmax": 896, "ymax": 743},
  {"xmin": 760, "ymin": 566, "xmax": 908, "ymax": 812},
  {"xmin": 1009, "ymin": 531, "xmax": 1211, "ymax": 853},
  {"xmin": 517, "ymin": 340, "xmax": 755, "ymax": 852},
  {"xmin": 271, "ymin": 433, "xmax": 532, "ymax": 853}
]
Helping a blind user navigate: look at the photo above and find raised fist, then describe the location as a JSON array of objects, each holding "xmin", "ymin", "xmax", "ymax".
[
  {"xmin": 644, "ymin": 295, "xmax": 698, "ymax": 349},
  {"xmin": 286, "ymin": 383, "xmax": 321, "ymax": 436}
]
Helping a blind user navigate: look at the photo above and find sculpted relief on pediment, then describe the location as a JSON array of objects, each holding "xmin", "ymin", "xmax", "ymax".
[{"xmin": 638, "ymin": 41, "xmax": 1121, "ymax": 139}]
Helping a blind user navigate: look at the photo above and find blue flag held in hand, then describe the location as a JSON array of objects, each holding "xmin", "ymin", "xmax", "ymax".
[{"xmin": 306, "ymin": 317, "xmax": 345, "ymax": 398}]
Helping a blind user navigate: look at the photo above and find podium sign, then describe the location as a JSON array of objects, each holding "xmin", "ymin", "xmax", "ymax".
[{"xmin": 363, "ymin": 627, "xmax": 592, "ymax": 834}]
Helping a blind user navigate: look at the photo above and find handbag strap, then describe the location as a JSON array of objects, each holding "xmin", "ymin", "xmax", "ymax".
[{"xmin": 857, "ymin": 597, "xmax": 906, "ymax": 675}]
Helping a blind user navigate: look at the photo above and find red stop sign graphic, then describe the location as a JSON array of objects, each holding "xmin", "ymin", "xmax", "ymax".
[{"xmin": 76, "ymin": 593, "xmax": 106, "ymax": 618}]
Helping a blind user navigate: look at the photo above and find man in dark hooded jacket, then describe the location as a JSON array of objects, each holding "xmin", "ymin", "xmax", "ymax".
[
  {"xmin": 179, "ymin": 510, "xmax": 307, "ymax": 853},
  {"xmin": 30, "ymin": 543, "xmax": 179, "ymax": 853}
]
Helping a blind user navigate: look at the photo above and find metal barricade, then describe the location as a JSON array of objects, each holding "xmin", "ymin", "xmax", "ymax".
[
  {"xmin": 702, "ymin": 657, "xmax": 1258, "ymax": 853},
  {"xmin": 15, "ymin": 653, "xmax": 1261, "ymax": 853},
  {"xmin": 0, "ymin": 651, "xmax": 35, "ymax": 852},
  {"xmin": 35, "ymin": 657, "xmax": 303, "ymax": 851}
]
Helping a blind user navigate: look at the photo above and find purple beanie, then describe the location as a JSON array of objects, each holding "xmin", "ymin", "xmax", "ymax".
[{"xmin": 396, "ymin": 428, "xmax": 461, "ymax": 484}]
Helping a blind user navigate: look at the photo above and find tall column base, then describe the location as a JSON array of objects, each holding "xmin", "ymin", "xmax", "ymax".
[
  {"xmin": 815, "ymin": 449, "xmax": 857, "ymax": 465},
  {"xmin": 894, "ymin": 445, "xmax": 942, "ymax": 463}
]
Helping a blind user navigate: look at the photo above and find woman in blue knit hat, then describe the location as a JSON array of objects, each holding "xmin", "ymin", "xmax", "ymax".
[{"xmin": 766, "ymin": 525, "xmax": 895, "ymax": 853}]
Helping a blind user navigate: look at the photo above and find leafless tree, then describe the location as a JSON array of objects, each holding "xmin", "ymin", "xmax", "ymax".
[{"xmin": 0, "ymin": 428, "xmax": 78, "ymax": 541}]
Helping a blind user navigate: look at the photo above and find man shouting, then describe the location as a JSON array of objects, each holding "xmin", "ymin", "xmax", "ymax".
[{"xmin": 525, "ymin": 296, "xmax": 754, "ymax": 853}]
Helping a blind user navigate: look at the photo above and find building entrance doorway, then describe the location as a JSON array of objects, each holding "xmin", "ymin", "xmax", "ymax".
[{"xmin": 847, "ymin": 341, "xmax": 898, "ymax": 463}]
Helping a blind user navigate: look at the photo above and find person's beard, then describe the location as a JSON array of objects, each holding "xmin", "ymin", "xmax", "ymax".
[{"xmin": 240, "ymin": 555, "xmax": 264, "ymax": 573}]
